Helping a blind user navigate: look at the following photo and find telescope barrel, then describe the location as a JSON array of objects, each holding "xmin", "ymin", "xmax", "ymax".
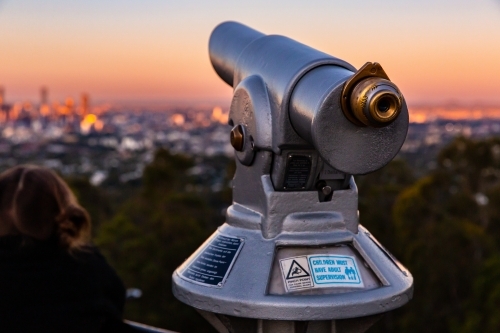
[
  {"xmin": 289, "ymin": 65, "xmax": 353, "ymax": 144},
  {"xmin": 209, "ymin": 22, "xmax": 408, "ymax": 175},
  {"xmin": 209, "ymin": 22, "xmax": 264, "ymax": 86}
]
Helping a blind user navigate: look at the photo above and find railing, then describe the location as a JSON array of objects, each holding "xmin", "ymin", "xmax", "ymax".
[{"xmin": 125, "ymin": 320, "xmax": 179, "ymax": 333}]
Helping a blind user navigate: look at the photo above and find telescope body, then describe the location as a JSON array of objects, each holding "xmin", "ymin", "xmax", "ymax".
[
  {"xmin": 210, "ymin": 22, "xmax": 408, "ymax": 175},
  {"xmin": 173, "ymin": 22, "xmax": 413, "ymax": 333}
]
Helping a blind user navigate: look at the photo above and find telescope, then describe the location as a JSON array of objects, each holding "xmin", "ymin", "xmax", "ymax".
[{"xmin": 173, "ymin": 22, "xmax": 413, "ymax": 333}]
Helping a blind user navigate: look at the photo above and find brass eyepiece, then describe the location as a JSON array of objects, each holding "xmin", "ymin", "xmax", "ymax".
[
  {"xmin": 349, "ymin": 77, "xmax": 402, "ymax": 127},
  {"xmin": 341, "ymin": 62, "xmax": 404, "ymax": 128}
]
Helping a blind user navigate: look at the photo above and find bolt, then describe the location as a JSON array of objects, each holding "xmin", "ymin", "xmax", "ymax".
[
  {"xmin": 321, "ymin": 186, "xmax": 332, "ymax": 196},
  {"xmin": 230, "ymin": 125, "xmax": 244, "ymax": 151}
]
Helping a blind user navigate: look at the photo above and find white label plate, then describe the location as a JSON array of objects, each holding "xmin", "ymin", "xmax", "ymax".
[{"xmin": 279, "ymin": 255, "xmax": 364, "ymax": 292}]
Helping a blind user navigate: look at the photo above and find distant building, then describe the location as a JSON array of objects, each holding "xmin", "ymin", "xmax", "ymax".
[
  {"xmin": 65, "ymin": 98, "xmax": 74, "ymax": 113},
  {"xmin": 81, "ymin": 93, "xmax": 89, "ymax": 116},
  {"xmin": 39, "ymin": 86, "xmax": 51, "ymax": 117},
  {"xmin": 0, "ymin": 86, "xmax": 12, "ymax": 121},
  {"xmin": 40, "ymin": 86, "xmax": 48, "ymax": 105}
]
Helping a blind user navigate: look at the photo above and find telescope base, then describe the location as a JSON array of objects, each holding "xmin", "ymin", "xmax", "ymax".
[{"xmin": 198, "ymin": 309, "xmax": 381, "ymax": 333}]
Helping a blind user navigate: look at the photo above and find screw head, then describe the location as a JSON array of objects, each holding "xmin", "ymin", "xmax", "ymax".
[
  {"xmin": 230, "ymin": 125, "xmax": 244, "ymax": 151},
  {"xmin": 321, "ymin": 186, "xmax": 332, "ymax": 196}
]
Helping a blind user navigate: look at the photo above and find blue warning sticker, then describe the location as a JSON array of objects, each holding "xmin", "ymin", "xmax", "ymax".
[
  {"xmin": 308, "ymin": 255, "xmax": 363, "ymax": 287},
  {"xmin": 279, "ymin": 254, "xmax": 364, "ymax": 292}
]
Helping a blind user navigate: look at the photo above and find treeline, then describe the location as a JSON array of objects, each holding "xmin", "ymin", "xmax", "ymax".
[
  {"xmin": 69, "ymin": 137, "xmax": 500, "ymax": 333},
  {"xmin": 359, "ymin": 137, "xmax": 500, "ymax": 333},
  {"xmin": 68, "ymin": 150, "xmax": 228, "ymax": 333}
]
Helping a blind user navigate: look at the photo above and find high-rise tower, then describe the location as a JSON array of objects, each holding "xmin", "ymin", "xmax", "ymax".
[
  {"xmin": 65, "ymin": 97, "xmax": 75, "ymax": 117},
  {"xmin": 0, "ymin": 86, "xmax": 4, "ymax": 106},
  {"xmin": 81, "ymin": 93, "xmax": 89, "ymax": 116},
  {"xmin": 0, "ymin": 86, "xmax": 5, "ymax": 121},
  {"xmin": 40, "ymin": 86, "xmax": 48, "ymax": 105},
  {"xmin": 39, "ymin": 86, "xmax": 51, "ymax": 117}
]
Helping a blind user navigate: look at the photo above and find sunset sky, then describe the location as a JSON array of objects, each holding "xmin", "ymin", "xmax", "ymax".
[{"xmin": 1, "ymin": 0, "xmax": 500, "ymax": 106}]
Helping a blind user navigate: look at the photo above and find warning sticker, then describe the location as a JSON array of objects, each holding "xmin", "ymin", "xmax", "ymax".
[
  {"xmin": 308, "ymin": 255, "xmax": 363, "ymax": 287},
  {"xmin": 279, "ymin": 255, "xmax": 364, "ymax": 292},
  {"xmin": 279, "ymin": 256, "xmax": 313, "ymax": 291}
]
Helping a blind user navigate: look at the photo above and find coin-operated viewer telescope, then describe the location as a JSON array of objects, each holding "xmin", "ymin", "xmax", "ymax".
[{"xmin": 173, "ymin": 21, "xmax": 413, "ymax": 333}]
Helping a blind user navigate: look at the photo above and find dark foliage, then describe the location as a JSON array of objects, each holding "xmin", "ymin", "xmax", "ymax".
[
  {"xmin": 66, "ymin": 138, "xmax": 500, "ymax": 332},
  {"xmin": 376, "ymin": 137, "xmax": 500, "ymax": 333},
  {"xmin": 66, "ymin": 177, "xmax": 113, "ymax": 236},
  {"xmin": 94, "ymin": 149, "xmax": 218, "ymax": 333}
]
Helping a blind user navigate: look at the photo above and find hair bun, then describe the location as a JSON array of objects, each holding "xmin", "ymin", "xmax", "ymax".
[{"xmin": 57, "ymin": 205, "xmax": 91, "ymax": 250}]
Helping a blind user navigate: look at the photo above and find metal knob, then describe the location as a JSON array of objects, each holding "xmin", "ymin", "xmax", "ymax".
[{"xmin": 230, "ymin": 125, "xmax": 245, "ymax": 151}]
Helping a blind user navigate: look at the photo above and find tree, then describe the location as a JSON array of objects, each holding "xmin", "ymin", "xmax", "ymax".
[
  {"xmin": 66, "ymin": 176, "xmax": 112, "ymax": 236},
  {"xmin": 356, "ymin": 159, "xmax": 415, "ymax": 251},
  {"xmin": 388, "ymin": 137, "xmax": 500, "ymax": 333},
  {"xmin": 95, "ymin": 149, "xmax": 218, "ymax": 332},
  {"xmin": 355, "ymin": 159, "xmax": 416, "ymax": 333},
  {"xmin": 457, "ymin": 256, "xmax": 500, "ymax": 333}
]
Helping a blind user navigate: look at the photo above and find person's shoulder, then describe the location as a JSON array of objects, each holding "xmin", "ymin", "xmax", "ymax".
[
  {"xmin": 70, "ymin": 244, "xmax": 108, "ymax": 265},
  {"xmin": 72, "ymin": 244, "xmax": 122, "ymax": 279},
  {"xmin": 75, "ymin": 244, "xmax": 102, "ymax": 256}
]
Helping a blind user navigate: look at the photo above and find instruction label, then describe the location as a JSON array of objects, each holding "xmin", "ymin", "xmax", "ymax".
[
  {"xmin": 284, "ymin": 155, "xmax": 311, "ymax": 190},
  {"xmin": 181, "ymin": 235, "xmax": 243, "ymax": 287},
  {"xmin": 280, "ymin": 255, "xmax": 364, "ymax": 292}
]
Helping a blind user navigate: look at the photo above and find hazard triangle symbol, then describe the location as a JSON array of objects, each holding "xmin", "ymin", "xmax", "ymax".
[{"xmin": 286, "ymin": 260, "xmax": 310, "ymax": 279}]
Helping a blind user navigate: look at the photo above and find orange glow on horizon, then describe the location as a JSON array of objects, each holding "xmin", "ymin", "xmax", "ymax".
[
  {"xmin": 211, "ymin": 106, "xmax": 229, "ymax": 124},
  {"xmin": 409, "ymin": 106, "xmax": 500, "ymax": 123},
  {"xmin": 80, "ymin": 113, "xmax": 103, "ymax": 133},
  {"xmin": 171, "ymin": 114, "xmax": 185, "ymax": 126},
  {"xmin": 40, "ymin": 104, "xmax": 51, "ymax": 117}
]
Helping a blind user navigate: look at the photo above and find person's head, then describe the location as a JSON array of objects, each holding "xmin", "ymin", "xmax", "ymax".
[{"xmin": 0, "ymin": 165, "xmax": 90, "ymax": 251}]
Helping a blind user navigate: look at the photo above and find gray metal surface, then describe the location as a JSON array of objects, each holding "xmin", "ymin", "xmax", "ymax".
[
  {"xmin": 197, "ymin": 311, "xmax": 380, "ymax": 333},
  {"xmin": 228, "ymin": 150, "xmax": 358, "ymax": 237},
  {"xmin": 210, "ymin": 21, "xmax": 408, "ymax": 175},
  {"xmin": 211, "ymin": 21, "xmax": 357, "ymax": 155},
  {"xmin": 172, "ymin": 21, "xmax": 413, "ymax": 333},
  {"xmin": 173, "ymin": 201, "xmax": 413, "ymax": 321},
  {"xmin": 289, "ymin": 66, "xmax": 409, "ymax": 174},
  {"xmin": 209, "ymin": 22, "xmax": 264, "ymax": 86}
]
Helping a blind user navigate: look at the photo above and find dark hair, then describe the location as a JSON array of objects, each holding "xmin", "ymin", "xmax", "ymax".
[{"xmin": 0, "ymin": 165, "xmax": 91, "ymax": 251}]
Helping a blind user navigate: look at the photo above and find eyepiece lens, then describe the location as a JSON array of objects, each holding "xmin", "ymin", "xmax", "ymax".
[
  {"xmin": 377, "ymin": 96, "xmax": 392, "ymax": 113},
  {"xmin": 348, "ymin": 77, "xmax": 403, "ymax": 127}
]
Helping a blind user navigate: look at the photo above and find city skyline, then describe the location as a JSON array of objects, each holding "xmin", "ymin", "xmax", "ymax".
[
  {"xmin": 1, "ymin": 0, "xmax": 500, "ymax": 105},
  {"xmin": 4, "ymin": 85, "xmax": 500, "ymax": 126}
]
